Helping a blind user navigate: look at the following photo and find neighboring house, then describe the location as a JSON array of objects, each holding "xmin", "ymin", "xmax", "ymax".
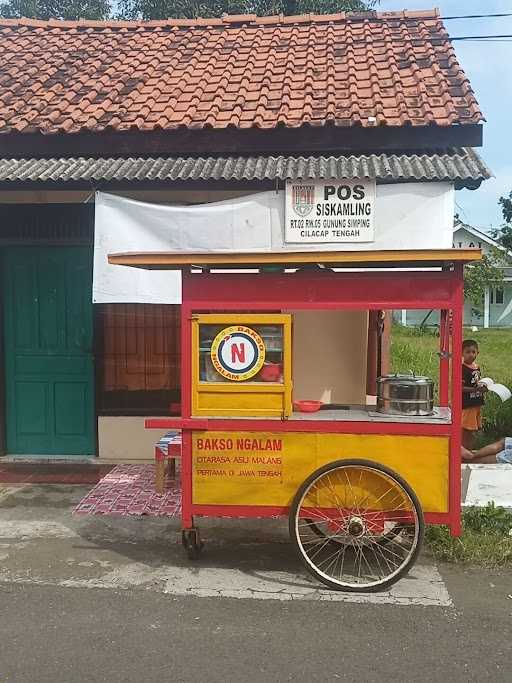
[
  {"xmin": 398, "ymin": 220, "xmax": 512, "ymax": 328},
  {"xmin": 0, "ymin": 11, "xmax": 488, "ymax": 461},
  {"xmin": 454, "ymin": 219, "xmax": 512, "ymax": 327}
]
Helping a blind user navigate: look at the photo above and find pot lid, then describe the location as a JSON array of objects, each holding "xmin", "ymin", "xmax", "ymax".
[{"xmin": 377, "ymin": 373, "xmax": 433, "ymax": 384}]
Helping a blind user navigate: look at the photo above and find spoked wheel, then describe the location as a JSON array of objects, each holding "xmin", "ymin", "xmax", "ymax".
[
  {"xmin": 289, "ymin": 459, "xmax": 424, "ymax": 592},
  {"xmin": 376, "ymin": 524, "xmax": 415, "ymax": 547},
  {"xmin": 304, "ymin": 518, "xmax": 346, "ymax": 546},
  {"xmin": 305, "ymin": 518, "xmax": 413, "ymax": 548}
]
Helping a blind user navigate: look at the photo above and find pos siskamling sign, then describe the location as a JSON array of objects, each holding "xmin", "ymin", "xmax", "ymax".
[{"xmin": 285, "ymin": 179, "xmax": 375, "ymax": 244}]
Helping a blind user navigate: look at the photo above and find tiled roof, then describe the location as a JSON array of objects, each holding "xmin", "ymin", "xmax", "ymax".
[
  {"xmin": 0, "ymin": 149, "xmax": 490, "ymax": 188},
  {"xmin": 0, "ymin": 11, "xmax": 482, "ymax": 135}
]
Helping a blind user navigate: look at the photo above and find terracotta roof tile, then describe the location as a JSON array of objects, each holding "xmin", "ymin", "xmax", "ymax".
[{"xmin": 0, "ymin": 11, "xmax": 483, "ymax": 135}]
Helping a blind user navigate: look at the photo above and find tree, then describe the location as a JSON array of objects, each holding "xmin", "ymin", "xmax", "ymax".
[
  {"xmin": 0, "ymin": 0, "xmax": 110, "ymax": 19},
  {"xmin": 499, "ymin": 191, "xmax": 512, "ymax": 224},
  {"xmin": 0, "ymin": 0, "xmax": 376, "ymax": 24},
  {"xmin": 464, "ymin": 193, "xmax": 512, "ymax": 317},
  {"xmin": 117, "ymin": 0, "xmax": 377, "ymax": 21},
  {"xmin": 464, "ymin": 250, "xmax": 505, "ymax": 316},
  {"xmin": 490, "ymin": 191, "xmax": 512, "ymax": 252}
]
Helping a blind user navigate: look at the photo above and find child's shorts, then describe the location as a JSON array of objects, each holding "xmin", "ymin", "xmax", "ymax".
[
  {"xmin": 462, "ymin": 406, "xmax": 482, "ymax": 431},
  {"xmin": 496, "ymin": 437, "xmax": 512, "ymax": 464}
]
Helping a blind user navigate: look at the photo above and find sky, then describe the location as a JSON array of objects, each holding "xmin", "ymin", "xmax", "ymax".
[{"xmin": 379, "ymin": 0, "xmax": 512, "ymax": 232}]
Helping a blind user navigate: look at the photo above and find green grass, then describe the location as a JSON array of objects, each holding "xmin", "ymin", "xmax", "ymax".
[
  {"xmin": 391, "ymin": 325, "xmax": 512, "ymax": 564},
  {"xmin": 425, "ymin": 504, "xmax": 512, "ymax": 567},
  {"xmin": 391, "ymin": 324, "xmax": 512, "ymax": 442}
]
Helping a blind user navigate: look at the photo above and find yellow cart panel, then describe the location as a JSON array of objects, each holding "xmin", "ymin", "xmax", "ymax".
[{"xmin": 192, "ymin": 431, "xmax": 449, "ymax": 513}]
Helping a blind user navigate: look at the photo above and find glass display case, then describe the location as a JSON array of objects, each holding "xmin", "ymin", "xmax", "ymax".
[{"xmin": 191, "ymin": 314, "xmax": 292, "ymax": 417}]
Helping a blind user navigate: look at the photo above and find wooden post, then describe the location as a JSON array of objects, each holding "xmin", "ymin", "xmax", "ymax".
[
  {"xmin": 484, "ymin": 286, "xmax": 490, "ymax": 328},
  {"xmin": 366, "ymin": 311, "xmax": 378, "ymax": 395},
  {"xmin": 449, "ymin": 265, "xmax": 464, "ymax": 536},
  {"xmin": 439, "ymin": 309, "xmax": 449, "ymax": 407},
  {"xmin": 366, "ymin": 310, "xmax": 391, "ymax": 396},
  {"xmin": 380, "ymin": 311, "xmax": 391, "ymax": 376}
]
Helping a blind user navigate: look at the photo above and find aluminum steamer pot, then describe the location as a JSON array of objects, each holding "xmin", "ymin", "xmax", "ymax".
[{"xmin": 376, "ymin": 374, "xmax": 434, "ymax": 416}]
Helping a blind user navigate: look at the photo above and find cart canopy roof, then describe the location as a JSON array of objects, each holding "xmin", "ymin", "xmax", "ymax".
[{"xmin": 108, "ymin": 248, "xmax": 481, "ymax": 270}]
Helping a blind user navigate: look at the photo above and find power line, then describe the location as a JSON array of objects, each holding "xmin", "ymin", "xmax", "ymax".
[
  {"xmin": 442, "ymin": 13, "xmax": 512, "ymax": 21},
  {"xmin": 455, "ymin": 202, "xmax": 469, "ymax": 224},
  {"xmin": 455, "ymin": 39, "xmax": 512, "ymax": 43},
  {"xmin": 375, "ymin": 8, "xmax": 512, "ymax": 21},
  {"xmin": 450, "ymin": 34, "xmax": 512, "ymax": 41}
]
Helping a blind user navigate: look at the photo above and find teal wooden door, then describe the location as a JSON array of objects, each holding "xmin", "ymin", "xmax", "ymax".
[{"xmin": 3, "ymin": 247, "xmax": 95, "ymax": 455}]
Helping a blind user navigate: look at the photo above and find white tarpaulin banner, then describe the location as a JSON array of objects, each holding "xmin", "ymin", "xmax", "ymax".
[
  {"xmin": 93, "ymin": 183, "xmax": 454, "ymax": 304},
  {"xmin": 93, "ymin": 190, "xmax": 280, "ymax": 304}
]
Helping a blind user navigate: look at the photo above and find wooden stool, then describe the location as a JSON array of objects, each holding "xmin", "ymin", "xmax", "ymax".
[{"xmin": 154, "ymin": 431, "xmax": 182, "ymax": 494}]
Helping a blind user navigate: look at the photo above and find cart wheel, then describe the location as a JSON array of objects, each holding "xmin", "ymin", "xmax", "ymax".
[
  {"xmin": 289, "ymin": 459, "xmax": 424, "ymax": 592},
  {"xmin": 304, "ymin": 519, "xmax": 346, "ymax": 545},
  {"xmin": 376, "ymin": 524, "xmax": 415, "ymax": 546},
  {"xmin": 182, "ymin": 529, "xmax": 204, "ymax": 561},
  {"xmin": 306, "ymin": 517, "xmax": 414, "ymax": 549}
]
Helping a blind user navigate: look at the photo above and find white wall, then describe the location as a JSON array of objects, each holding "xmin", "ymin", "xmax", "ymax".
[
  {"xmin": 98, "ymin": 417, "xmax": 164, "ymax": 462},
  {"xmin": 453, "ymin": 227, "xmax": 490, "ymax": 254}
]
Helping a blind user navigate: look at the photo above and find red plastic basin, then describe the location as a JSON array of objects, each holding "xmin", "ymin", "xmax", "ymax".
[{"xmin": 293, "ymin": 400, "xmax": 323, "ymax": 413}]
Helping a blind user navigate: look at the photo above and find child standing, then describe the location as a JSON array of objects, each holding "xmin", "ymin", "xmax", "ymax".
[{"xmin": 462, "ymin": 339, "xmax": 487, "ymax": 449}]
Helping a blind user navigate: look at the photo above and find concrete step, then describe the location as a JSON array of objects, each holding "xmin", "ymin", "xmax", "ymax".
[{"xmin": 462, "ymin": 464, "xmax": 512, "ymax": 508}]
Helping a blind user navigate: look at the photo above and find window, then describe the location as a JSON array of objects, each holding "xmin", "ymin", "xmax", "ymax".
[
  {"xmin": 490, "ymin": 288, "xmax": 504, "ymax": 305},
  {"xmin": 198, "ymin": 323, "xmax": 284, "ymax": 384},
  {"xmin": 98, "ymin": 304, "xmax": 180, "ymax": 414}
]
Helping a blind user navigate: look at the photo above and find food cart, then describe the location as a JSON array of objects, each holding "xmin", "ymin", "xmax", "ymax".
[{"xmin": 108, "ymin": 247, "xmax": 479, "ymax": 593}]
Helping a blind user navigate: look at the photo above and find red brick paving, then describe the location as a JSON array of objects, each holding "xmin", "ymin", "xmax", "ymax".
[{"xmin": 0, "ymin": 462, "xmax": 113, "ymax": 485}]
